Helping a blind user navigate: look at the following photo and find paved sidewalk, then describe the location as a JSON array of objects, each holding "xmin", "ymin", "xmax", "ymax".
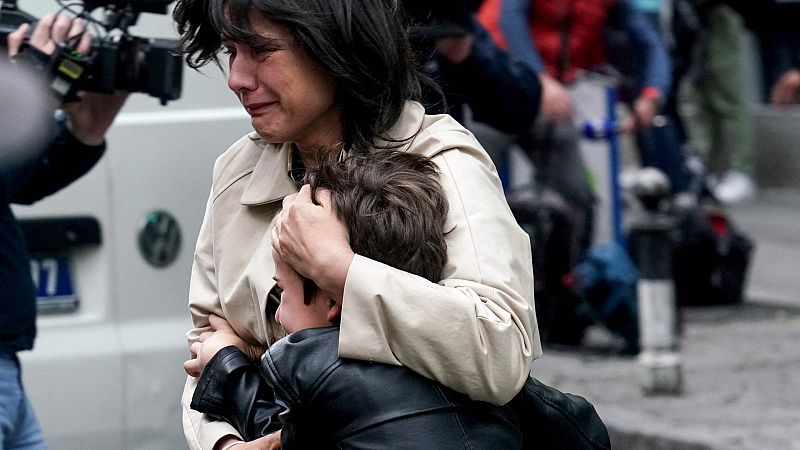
[
  {"xmin": 533, "ymin": 303, "xmax": 800, "ymax": 450},
  {"xmin": 529, "ymin": 191, "xmax": 800, "ymax": 450}
]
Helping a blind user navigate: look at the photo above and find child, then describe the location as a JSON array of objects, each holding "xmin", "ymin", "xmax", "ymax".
[{"xmin": 185, "ymin": 150, "xmax": 521, "ymax": 449}]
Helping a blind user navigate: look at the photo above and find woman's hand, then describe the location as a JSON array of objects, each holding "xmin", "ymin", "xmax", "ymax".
[
  {"xmin": 272, "ymin": 185, "xmax": 354, "ymax": 303},
  {"xmin": 183, "ymin": 315, "xmax": 266, "ymax": 377}
]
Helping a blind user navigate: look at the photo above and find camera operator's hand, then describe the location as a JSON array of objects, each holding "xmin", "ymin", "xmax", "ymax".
[{"xmin": 7, "ymin": 13, "xmax": 128, "ymax": 146}]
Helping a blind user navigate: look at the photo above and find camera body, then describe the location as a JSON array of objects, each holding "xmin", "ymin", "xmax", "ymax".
[{"xmin": 0, "ymin": 0, "xmax": 182, "ymax": 105}]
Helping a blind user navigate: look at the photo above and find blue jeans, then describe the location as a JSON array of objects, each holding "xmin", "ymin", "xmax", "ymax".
[{"xmin": 0, "ymin": 354, "xmax": 46, "ymax": 450}]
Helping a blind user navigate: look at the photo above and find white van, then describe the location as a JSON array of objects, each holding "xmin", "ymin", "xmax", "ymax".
[{"xmin": 11, "ymin": 3, "xmax": 251, "ymax": 448}]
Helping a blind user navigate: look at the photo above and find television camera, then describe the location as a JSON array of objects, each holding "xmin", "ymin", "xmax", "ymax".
[{"xmin": 0, "ymin": 0, "xmax": 182, "ymax": 105}]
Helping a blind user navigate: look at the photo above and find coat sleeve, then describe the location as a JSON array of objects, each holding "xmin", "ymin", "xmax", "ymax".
[
  {"xmin": 338, "ymin": 147, "xmax": 542, "ymax": 405},
  {"xmin": 181, "ymin": 189, "xmax": 239, "ymax": 450},
  {"xmin": 6, "ymin": 120, "xmax": 105, "ymax": 205},
  {"xmin": 615, "ymin": 0, "xmax": 672, "ymax": 95}
]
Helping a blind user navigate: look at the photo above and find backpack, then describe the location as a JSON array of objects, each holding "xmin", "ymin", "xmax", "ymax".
[{"xmin": 570, "ymin": 241, "xmax": 640, "ymax": 354}]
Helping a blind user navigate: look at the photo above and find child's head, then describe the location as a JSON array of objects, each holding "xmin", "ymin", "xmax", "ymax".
[{"xmin": 273, "ymin": 149, "xmax": 449, "ymax": 333}]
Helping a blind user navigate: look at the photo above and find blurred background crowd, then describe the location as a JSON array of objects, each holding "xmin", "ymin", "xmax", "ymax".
[{"xmin": 403, "ymin": 0, "xmax": 800, "ymax": 353}]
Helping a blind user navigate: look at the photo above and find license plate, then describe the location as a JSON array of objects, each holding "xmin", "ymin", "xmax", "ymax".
[{"xmin": 29, "ymin": 254, "xmax": 79, "ymax": 314}]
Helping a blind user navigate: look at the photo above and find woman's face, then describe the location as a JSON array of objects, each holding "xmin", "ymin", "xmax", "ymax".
[{"xmin": 224, "ymin": 13, "xmax": 342, "ymax": 152}]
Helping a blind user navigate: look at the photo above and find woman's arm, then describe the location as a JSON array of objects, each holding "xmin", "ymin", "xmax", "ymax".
[
  {"xmin": 274, "ymin": 144, "xmax": 541, "ymax": 405},
  {"xmin": 338, "ymin": 148, "xmax": 541, "ymax": 404},
  {"xmin": 182, "ymin": 190, "xmax": 241, "ymax": 450}
]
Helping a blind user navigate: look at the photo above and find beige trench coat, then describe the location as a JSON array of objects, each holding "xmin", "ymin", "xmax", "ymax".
[{"xmin": 181, "ymin": 102, "xmax": 542, "ymax": 449}]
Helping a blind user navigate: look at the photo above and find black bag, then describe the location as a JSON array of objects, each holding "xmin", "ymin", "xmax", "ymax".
[
  {"xmin": 507, "ymin": 186, "xmax": 594, "ymax": 346},
  {"xmin": 512, "ymin": 377, "xmax": 611, "ymax": 450},
  {"xmin": 672, "ymin": 208, "xmax": 754, "ymax": 306}
]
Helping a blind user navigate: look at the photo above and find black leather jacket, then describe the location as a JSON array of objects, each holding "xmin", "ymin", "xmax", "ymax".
[
  {"xmin": 192, "ymin": 327, "xmax": 610, "ymax": 449},
  {"xmin": 192, "ymin": 327, "xmax": 522, "ymax": 449}
]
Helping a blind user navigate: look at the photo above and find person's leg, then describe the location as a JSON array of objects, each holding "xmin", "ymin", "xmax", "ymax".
[
  {"xmin": 705, "ymin": 5, "xmax": 753, "ymax": 176},
  {"xmin": 520, "ymin": 118, "xmax": 595, "ymax": 262},
  {"xmin": 636, "ymin": 117, "xmax": 690, "ymax": 194},
  {"xmin": 0, "ymin": 355, "xmax": 47, "ymax": 450},
  {"xmin": 703, "ymin": 5, "xmax": 755, "ymax": 203}
]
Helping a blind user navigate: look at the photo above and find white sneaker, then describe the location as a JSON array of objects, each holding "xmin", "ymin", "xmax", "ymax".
[{"xmin": 712, "ymin": 171, "xmax": 756, "ymax": 205}]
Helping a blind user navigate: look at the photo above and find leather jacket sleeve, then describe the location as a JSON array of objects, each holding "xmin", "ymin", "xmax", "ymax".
[
  {"xmin": 513, "ymin": 377, "xmax": 610, "ymax": 450},
  {"xmin": 191, "ymin": 346, "xmax": 283, "ymax": 441}
]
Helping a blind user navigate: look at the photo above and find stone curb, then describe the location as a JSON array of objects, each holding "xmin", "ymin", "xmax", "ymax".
[{"xmin": 608, "ymin": 426, "xmax": 713, "ymax": 450}]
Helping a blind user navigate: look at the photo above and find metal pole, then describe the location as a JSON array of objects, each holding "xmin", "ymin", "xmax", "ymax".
[
  {"xmin": 605, "ymin": 86, "xmax": 625, "ymax": 246},
  {"xmin": 629, "ymin": 212, "xmax": 683, "ymax": 395}
]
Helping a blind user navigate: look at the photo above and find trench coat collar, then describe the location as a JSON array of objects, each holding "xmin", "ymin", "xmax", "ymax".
[
  {"xmin": 377, "ymin": 101, "xmax": 427, "ymax": 152},
  {"xmin": 240, "ymin": 132, "xmax": 297, "ymax": 206},
  {"xmin": 239, "ymin": 101, "xmax": 427, "ymax": 206}
]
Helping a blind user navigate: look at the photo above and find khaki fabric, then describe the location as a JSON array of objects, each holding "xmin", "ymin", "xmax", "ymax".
[{"xmin": 181, "ymin": 101, "xmax": 542, "ymax": 449}]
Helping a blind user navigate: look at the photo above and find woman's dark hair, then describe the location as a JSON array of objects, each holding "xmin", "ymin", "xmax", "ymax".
[
  {"xmin": 173, "ymin": 0, "xmax": 440, "ymax": 153},
  {"xmin": 305, "ymin": 149, "xmax": 449, "ymax": 283}
]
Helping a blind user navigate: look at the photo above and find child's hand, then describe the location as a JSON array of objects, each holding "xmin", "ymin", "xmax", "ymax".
[
  {"xmin": 183, "ymin": 315, "xmax": 266, "ymax": 377},
  {"xmin": 183, "ymin": 330, "xmax": 240, "ymax": 377}
]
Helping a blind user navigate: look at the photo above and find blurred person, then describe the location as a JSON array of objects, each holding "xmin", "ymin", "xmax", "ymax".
[
  {"xmin": 476, "ymin": 0, "xmax": 671, "ymax": 345},
  {"xmin": 403, "ymin": 1, "xmax": 545, "ymax": 188},
  {"xmin": 185, "ymin": 150, "xmax": 522, "ymax": 449},
  {"xmin": 478, "ymin": 0, "xmax": 671, "ymax": 129},
  {"xmin": 744, "ymin": 0, "xmax": 800, "ymax": 103},
  {"xmin": 172, "ymin": 1, "xmax": 541, "ymax": 449},
  {"xmin": 686, "ymin": 2, "xmax": 755, "ymax": 205},
  {"xmin": 477, "ymin": 0, "xmax": 672, "ymax": 248},
  {"xmin": 626, "ymin": 0, "xmax": 693, "ymax": 195},
  {"xmin": 403, "ymin": 0, "xmax": 542, "ymax": 134},
  {"xmin": 1, "ymin": 13, "xmax": 127, "ymax": 449}
]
